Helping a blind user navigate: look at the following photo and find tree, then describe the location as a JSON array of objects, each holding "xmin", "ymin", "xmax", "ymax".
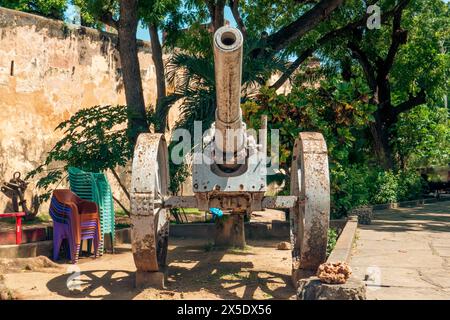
[
  {"xmin": 139, "ymin": 0, "xmax": 183, "ymax": 133},
  {"xmin": 73, "ymin": 0, "xmax": 149, "ymax": 145},
  {"xmin": 256, "ymin": 0, "xmax": 450, "ymax": 169},
  {"xmin": 0, "ymin": 0, "xmax": 68, "ymax": 19},
  {"xmin": 325, "ymin": 0, "xmax": 449, "ymax": 168},
  {"xmin": 393, "ymin": 105, "xmax": 450, "ymax": 169}
]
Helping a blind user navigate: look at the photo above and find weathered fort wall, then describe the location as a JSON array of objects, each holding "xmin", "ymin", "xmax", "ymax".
[{"xmin": 0, "ymin": 7, "xmax": 159, "ymax": 213}]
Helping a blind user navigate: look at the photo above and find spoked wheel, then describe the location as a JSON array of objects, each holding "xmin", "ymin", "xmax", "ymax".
[
  {"xmin": 130, "ymin": 133, "xmax": 170, "ymax": 273},
  {"xmin": 290, "ymin": 132, "xmax": 330, "ymax": 281}
]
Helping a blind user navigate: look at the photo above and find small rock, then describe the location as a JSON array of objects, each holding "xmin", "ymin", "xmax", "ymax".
[
  {"xmin": 277, "ymin": 241, "xmax": 291, "ymax": 250},
  {"xmin": 317, "ymin": 262, "xmax": 352, "ymax": 284}
]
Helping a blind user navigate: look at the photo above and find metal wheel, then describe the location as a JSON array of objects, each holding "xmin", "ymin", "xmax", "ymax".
[
  {"xmin": 130, "ymin": 133, "xmax": 170, "ymax": 272},
  {"xmin": 290, "ymin": 132, "xmax": 330, "ymax": 275}
]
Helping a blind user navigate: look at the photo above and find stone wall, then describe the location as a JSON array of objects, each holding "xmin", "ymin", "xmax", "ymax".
[{"xmin": 0, "ymin": 7, "xmax": 158, "ymax": 213}]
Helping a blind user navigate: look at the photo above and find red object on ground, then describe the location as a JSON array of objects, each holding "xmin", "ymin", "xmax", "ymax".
[{"xmin": 0, "ymin": 212, "xmax": 26, "ymax": 245}]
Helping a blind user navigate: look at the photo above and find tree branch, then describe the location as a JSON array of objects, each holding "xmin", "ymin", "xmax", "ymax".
[
  {"xmin": 394, "ymin": 90, "xmax": 426, "ymax": 116},
  {"xmin": 348, "ymin": 42, "xmax": 377, "ymax": 91},
  {"xmin": 112, "ymin": 194, "xmax": 130, "ymax": 217},
  {"xmin": 266, "ymin": 0, "xmax": 344, "ymax": 52},
  {"xmin": 110, "ymin": 168, "xmax": 130, "ymax": 200},
  {"xmin": 380, "ymin": 0, "xmax": 410, "ymax": 77},
  {"xmin": 269, "ymin": 7, "xmax": 378, "ymax": 90},
  {"xmin": 149, "ymin": 24, "xmax": 168, "ymax": 132},
  {"xmin": 270, "ymin": 48, "xmax": 314, "ymax": 90},
  {"xmin": 229, "ymin": 0, "xmax": 247, "ymax": 38},
  {"xmin": 99, "ymin": 11, "xmax": 118, "ymax": 30}
]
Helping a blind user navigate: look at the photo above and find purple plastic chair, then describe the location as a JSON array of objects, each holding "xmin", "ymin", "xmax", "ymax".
[{"xmin": 49, "ymin": 190, "xmax": 101, "ymax": 263}]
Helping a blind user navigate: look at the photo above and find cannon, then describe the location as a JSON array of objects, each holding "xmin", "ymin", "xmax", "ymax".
[{"xmin": 130, "ymin": 26, "xmax": 330, "ymax": 288}]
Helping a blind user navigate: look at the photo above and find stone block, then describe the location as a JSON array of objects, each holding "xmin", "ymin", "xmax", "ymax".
[{"xmin": 297, "ymin": 276, "xmax": 366, "ymax": 300}]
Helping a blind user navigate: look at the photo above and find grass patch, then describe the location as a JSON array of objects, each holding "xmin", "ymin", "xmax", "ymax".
[
  {"xmin": 181, "ymin": 208, "xmax": 204, "ymax": 215},
  {"xmin": 227, "ymin": 246, "xmax": 251, "ymax": 254},
  {"xmin": 115, "ymin": 210, "xmax": 129, "ymax": 217},
  {"xmin": 115, "ymin": 223, "xmax": 130, "ymax": 229},
  {"xmin": 326, "ymin": 228, "xmax": 338, "ymax": 257},
  {"xmin": 220, "ymin": 272, "xmax": 250, "ymax": 281}
]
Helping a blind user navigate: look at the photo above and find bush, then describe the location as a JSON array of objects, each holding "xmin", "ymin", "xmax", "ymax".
[
  {"xmin": 331, "ymin": 165, "xmax": 425, "ymax": 218},
  {"xmin": 371, "ymin": 170, "xmax": 399, "ymax": 204},
  {"xmin": 397, "ymin": 170, "xmax": 426, "ymax": 201},
  {"xmin": 330, "ymin": 164, "xmax": 379, "ymax": 218},
  {"xmin": 371, "ymin": 170, "xmax": 425, "ymax": 204}
]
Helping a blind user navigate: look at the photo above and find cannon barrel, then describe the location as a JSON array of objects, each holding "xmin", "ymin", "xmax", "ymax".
[{"xmin": 213, "ymin": 26, "xmax": 245, "ymax": 165}]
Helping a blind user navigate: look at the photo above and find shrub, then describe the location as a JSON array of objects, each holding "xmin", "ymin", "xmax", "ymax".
[
  {"xmin": 327, "ymin": 228, "xmax": 338, "ymax": 257},
  {"xmin": 330, "ymin": 164, "xmax": 379, "ymax": 218},
  {"xmin": 371, "ymin": 169, "xmax": 425, "ymax": 204},
  {"xmin": 371, "ymin": 170, "xmax": 399, "ymax": 204},
  {"xmin": 331, "ymin": 165, "xmax": 425, "ymax": 218},
  {"xmin": 397, "ymin": 170, "xmax": 426, "ymax": 201}
]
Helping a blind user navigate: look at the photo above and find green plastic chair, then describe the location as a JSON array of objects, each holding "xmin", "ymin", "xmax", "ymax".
[{"xmin": 68, "ymin": 167, "xmax": 115, "ymax": 254}]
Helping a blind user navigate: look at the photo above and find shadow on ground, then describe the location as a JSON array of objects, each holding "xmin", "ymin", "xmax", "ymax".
[
  {"xmin": 361, "ymin": 203, "xmax": 450, "ymax": 234},
  {"xmin": 45, "ymin": 240, "xmax": 294, "ymax": 300}
]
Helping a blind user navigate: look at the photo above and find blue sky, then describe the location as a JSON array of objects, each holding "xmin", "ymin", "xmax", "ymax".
[
  {"xmin": 136, "ymin": 6, "xmax": 237, "ymax": 41},
  {"xmin": 66, "ymin": 4, "xmax": 237, "ymax": 41}
]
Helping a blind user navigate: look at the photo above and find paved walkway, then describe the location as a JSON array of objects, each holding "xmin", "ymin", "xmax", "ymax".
[{"xmin": 351, "ymin": 202, "xmax": 450, "ymax": 300}]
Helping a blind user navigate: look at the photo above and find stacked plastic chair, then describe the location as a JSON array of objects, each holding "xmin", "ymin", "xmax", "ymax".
[
  {"xmin": 68, "ymin": 167, "xmax": 115, "ymax": 254},
  {"xmin": 49, "ymin": 189, "xmax": 101, "ymax": 263}
]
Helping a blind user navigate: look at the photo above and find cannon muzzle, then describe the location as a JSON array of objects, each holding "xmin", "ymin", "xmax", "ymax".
[{"xmin": 213, "ymin": 26, "xmax": 245, "ymax": 168}]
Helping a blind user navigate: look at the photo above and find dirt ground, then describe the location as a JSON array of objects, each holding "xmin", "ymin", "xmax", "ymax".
[{"xmin": 1, "ymin": 238, "xmax": 296, "ymax": 300}]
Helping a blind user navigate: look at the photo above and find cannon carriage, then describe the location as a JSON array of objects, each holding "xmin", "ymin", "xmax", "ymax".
[{"xmin": 130, "ymin": 26, "xmax": 330, "ymax": 288}]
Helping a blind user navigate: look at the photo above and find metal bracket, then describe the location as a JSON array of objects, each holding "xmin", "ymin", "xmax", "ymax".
[{"xmin": 131, "ymin": 193, "xmax": 154, "ymax": 216}]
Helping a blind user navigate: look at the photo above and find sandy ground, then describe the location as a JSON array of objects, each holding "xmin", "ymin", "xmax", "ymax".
[
  {"xmin": 351, "ymin": 202, "xmax": 450, "ymax": 300},
  {"xmin": 2, "ymin": 238, "xmax": 296, "ymax": 300}
]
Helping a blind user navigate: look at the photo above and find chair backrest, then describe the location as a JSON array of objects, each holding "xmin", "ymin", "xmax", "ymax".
[
  {"xmin": 67, "ymin": 167, "xmax": 115, "ymax": 233},
  {"xmin": 49, "ymin": 196, "xmax": 71, "ymax": 224},
  {"xmin": 52, "ymin": 189, "xmax": 82, "ymax": 205},
  {"xmin": 68, "ymin": 167, "xmax": 99, "ymax": 203}
]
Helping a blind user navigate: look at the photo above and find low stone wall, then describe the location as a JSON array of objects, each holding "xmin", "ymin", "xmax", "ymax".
[
  {"xmin": 0, "ymin": 240, "xmax": 52, "ymax": 259},
  {"xmin": 371, "ymin": 196, "xmax": 450, "ymax": 211},
  {"xmin": 296, "ymin": 216, "xmax": 366, "ymax": 300}
]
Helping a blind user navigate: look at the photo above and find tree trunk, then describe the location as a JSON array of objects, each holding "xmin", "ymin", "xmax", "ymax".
[
  {"xmin": 206, "ymin": 0, "xmax": 226, "ymax": 32},
  {"xmin": 149, "ymin": 24, "xmax": 168, "ymax": 133},
  {"xmin": 213, "ymin": 1, "xmax": 225, "ymax": 31},
  {"xmin": 118, "ymin": 0, "xmax": 149, "ymax": 145},
  {"xmin": 369, "ymin": 118, "xmax": 394, "ymax": 170}
]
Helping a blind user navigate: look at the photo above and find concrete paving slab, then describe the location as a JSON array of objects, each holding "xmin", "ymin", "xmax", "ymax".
[{"xmin": 351, "ymin": 202, "xmax": 450, "ymax": 300}]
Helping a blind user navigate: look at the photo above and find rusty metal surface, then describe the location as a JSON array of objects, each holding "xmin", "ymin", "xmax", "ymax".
[
  {"xmin": 0, "ymin": 171, "xmax": 40, "ymax": 218},
  {"xmin": 290, "ymin": 132, "xmax": 330, "ymax": 272},
  {"xmin": 157, "ymin": 195, "xmax": 297, "ymax": 210},
  {"xmin": 163, "ymin": 195, "xmax": 197, "ymax": 208},
  {"xmin": 262, "ymin": 196, "xmax": 299, "ymax": 209},
  {"xmin": 131, "ymin": 133, "xmax": 170, "ymax": 273},
  {"xmin": 213, "ymin": 26, "xmax": 245, "ymax": 158}
]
